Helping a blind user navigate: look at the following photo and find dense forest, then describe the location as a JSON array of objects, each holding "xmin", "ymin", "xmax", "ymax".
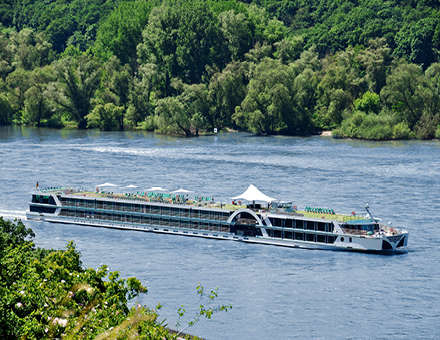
[{"xmin": 1, "ymin": 0, "xmax": 440, "ymax": 139}]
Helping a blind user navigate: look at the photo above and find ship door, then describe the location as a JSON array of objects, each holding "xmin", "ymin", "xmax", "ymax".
[{"xmin": 229, "ymin": 209, "xmax": 263, "ymax": 237}]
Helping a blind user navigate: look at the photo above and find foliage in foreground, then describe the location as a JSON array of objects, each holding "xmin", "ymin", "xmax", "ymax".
[{"xmin": 0, "ymin": 217, "xmax": 231, "ymax": 339}]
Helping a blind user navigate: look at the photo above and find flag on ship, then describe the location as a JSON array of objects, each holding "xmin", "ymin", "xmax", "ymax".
[{"xmin": 36, "ymin": 182, "xmax": 39, "ymax": 189}]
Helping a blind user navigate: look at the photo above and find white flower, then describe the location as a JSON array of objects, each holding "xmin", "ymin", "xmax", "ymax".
[
  {"xmin": 16, "ymin": 302, "xmax": 23, "ymax": 308},
  {"xmin": 61, "ymin": 280, "xmax": 65, "ymax": 283},
  {"xmin": 58, "ymin": 318, "xmax": 68, "ymax": 327},
  {"xmin": 45, "ymin": 328, "xmax": 49, "ymax": 333}
]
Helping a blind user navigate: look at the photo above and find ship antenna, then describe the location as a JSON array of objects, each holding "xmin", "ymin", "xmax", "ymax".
[{"xmin": 365, "ymin": 203, "xmax": 375, "ymax": 221}]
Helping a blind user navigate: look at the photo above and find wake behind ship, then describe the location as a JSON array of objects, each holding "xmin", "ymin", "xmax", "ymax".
[{"xmin": 26, "ymin": 184, "xmax": 408, "ymax": 253}]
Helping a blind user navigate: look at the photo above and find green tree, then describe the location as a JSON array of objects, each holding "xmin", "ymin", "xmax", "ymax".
[
  {"xmin": 356, "ymin": 38, "xmax": 393, "ymax": 94},
  {"xmin": 94, "ymin": 56, "xmax": 132, "ymax": 130},
  {"xmin": 315, "ymin": 48, "xmax": 364, "ymax": 129},
  {"xmin": 138, "ymin": 0, "xmax": 222, "ymax": 90},
  {"xmin": 94, "ymin": 0, "xmax": 156, "ymax": 72},
  {"xmin": 6, "ymin": 28, "xmax": 55, "ymax": 71},
  {"xmin": 233, "ymin": 57, "xmax": 305, "ymax": 134},
  {"xmin": 45, "ymin": 55, "xmax": 101, "ymax": 129},
  {"xmin": 207, "ymin": 61, "xmax": 247, "ymax": 129},
  {"xmin": 22, "ymin": 65, "xmax": 55, "ymax": 126},
  {"xmin": 5, "ymin": 67, "xmax": 31, "ymax": 120},
  {"xmin": 127, "ymin": 63, "xmax": 162, "ymax": 127},
  {"xmin": 154, "ymin": 79, "xmax": 208, "ymax": 136},
  {"xmin": 354, "ymin": 91, "xmax": 381, "ymax": 114},
  {"xmin": 380, "ymin": 62, "xmax": 425, "ymax": 130},
  {"xmin": 394, "ymin": 18, "xmax": 439, "ymax": 69},
  {"xmin": 218, "ymin": 10, "xmax": 253, "ymax": 62}
]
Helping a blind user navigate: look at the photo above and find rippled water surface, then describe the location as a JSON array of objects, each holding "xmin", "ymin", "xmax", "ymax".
[{"xmin": 1, "ymin": 125, "xmax": 440, "ymax": 339}]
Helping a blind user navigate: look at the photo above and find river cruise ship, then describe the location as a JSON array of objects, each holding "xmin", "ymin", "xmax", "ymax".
[{"xmin": 26, "ymin": 184, "xmax": 408, "ymax": 253}]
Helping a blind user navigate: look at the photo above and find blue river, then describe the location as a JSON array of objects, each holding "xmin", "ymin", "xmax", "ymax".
[{"xmin": 0, "ymin": 125, "xmax": 439, "ymax": 339}]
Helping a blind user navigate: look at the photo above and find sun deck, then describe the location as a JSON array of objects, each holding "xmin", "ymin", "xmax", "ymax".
[{"xmin": 38, "ymin": 187, "xmax": 372, "ymax": 222}]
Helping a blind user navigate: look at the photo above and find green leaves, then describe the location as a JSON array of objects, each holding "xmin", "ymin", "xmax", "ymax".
[{"xmin": 0, "ymin": 219, "xmax": 231, "ymax": 339}]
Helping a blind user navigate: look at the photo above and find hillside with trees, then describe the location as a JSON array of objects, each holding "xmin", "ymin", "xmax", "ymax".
[{"xmin": 1, "ymin": 0, "xmax": 440, "ymax": 139}]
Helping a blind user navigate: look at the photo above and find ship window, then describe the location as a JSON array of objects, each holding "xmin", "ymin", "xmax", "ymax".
[
  {"xmin": 349, "ymin": 237, "xmax": 352, "ymax": 242},
  {"xmin": 200, "ymin": 211, "xmax": 210, "ymax": 220},
  {"xmin": 151, "ymin": 206, "xmax": 160, "ymax": 215},
  {"xmin": 162, "ymin": 207, "xmax": 170, "ymax": 216},
  {"xmin": 327, "ymin": 236, "xmax": 336, "ymax": 244},
  {"xmin": 222, "ymin": 212, "xmax": 230, "ymax": 221},
  {"xmin": 30, "ymin": 206, "xmax": 56, "ymax": 214},
  {"xmin": 295, "ymin": 220, "xmax": 304, "ymax": 229},
  {"xmin": 181, "ymin": 220, "xmax": 189, "ymax": 229},
  {"xmin": 305, "ymin": 233, "xmax": 315, "ymax": 242},
  {"xmin": 284, "ymin": 231, "xmax": 293, "ymax": 239},
  {"xmin": 316, "ymin": 234, "xmax": 326, "ymax": 243},
  {"xmin": 266, "ymin": 229, "xmax": 272, "ymax": 237},
  {"xmin": 191, "ymin": 210, "xmax": 200, "ymax": 219},
  {"xmin": 214, "ymin": 212, "xmax": 221, "ymax": 221},
  {"xmin": 269, "ymin": 218, "xmax": 282, "ymax": 227},
  {"xmin": 294, "ymin": 232, "xmax": 304, "ymax": 240},
  {"xmin": 171, "ymin": 208, "xmax": 180, "ymax": 217},
  {"xmin": 306, "ymin": 221, "xmax": 315, "ymax": 230},
  {"xmin": 152, "ymin": 217, "xmax": 160, "ymax": 226},
  {"xmin": 285, "ymin": 219, "xmax": 293, "ymax": 228},
  {"xmin": 273, "ymin": 230, "xmax": 282, "ymax": 238},
  {"xmin": 317, "ymin": 222, "xmax": 326, "ymax": 232}
]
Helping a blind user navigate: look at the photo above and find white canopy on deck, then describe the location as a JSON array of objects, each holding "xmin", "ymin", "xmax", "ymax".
[
  {"xmin": 146, "ymin": 187, "xmax": 167, "ymax": 192},
  {"xmin": 231, "ymin": 184, "xmax": 276, "ymax": 203},
  {"xmin": 171, "ymin": 188, "xmax": 193, "ymax": 193},
  {"xmin": 96, "ymin": 182, "xmax": 118, "ymax": 187}
]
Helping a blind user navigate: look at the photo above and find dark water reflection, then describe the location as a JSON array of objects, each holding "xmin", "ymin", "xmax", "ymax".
[{"xmin": 1, "ymin": 125, "xmax": 439, "ymax": 339}]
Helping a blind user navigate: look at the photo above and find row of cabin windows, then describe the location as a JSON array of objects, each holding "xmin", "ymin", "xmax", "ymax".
[
  {"xmin": 59, "ymin": 198, "xmax": 229, "ymax": 221},
  {"xmin": 59, "ymin": 209, "xmax": 230, "ymax": 233},
  {"xmin": 32, "ymin": 195, "xmax": 56, "ymax": 205},
  {"xmin": 268, "ymin": 217, "xmax": 332, "ymax": 232},
  {"xmin": 267, "ymin": 229, "xmax": 336, "ymax": 244},
  {"xmin": 30, "ymin": 206, "xmax": 56, "ymax": 214}
]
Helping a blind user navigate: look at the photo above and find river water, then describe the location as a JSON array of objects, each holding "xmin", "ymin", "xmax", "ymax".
[{"xmin": 1, "ymin": 125, "xmax": 439, "ymax": 339}]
